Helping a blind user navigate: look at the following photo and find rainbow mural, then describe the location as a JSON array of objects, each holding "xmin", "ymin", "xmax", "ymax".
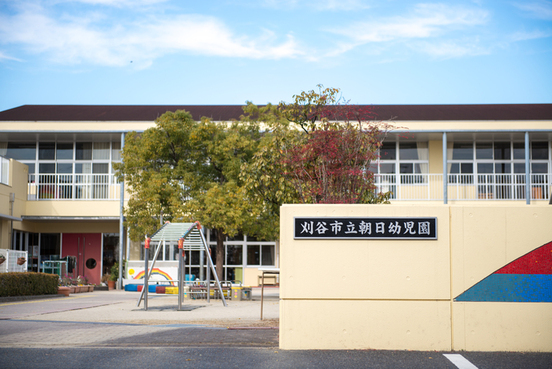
[
  {"xmin": 133, "ymin": 268, "xmax": 175, "ymax": 286},
  {"xmin": 455, "ymin": 241, "xmax": 552, "ymax": 302}
]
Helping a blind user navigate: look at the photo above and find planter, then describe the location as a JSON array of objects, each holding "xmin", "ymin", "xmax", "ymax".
[
  {"xmin": 0, "ymin": 258, "xmax": 5, "ymax": 265},
  {"xmin": 69, "ymin": 286, "xmax": 76, "ymax": 294},
  {"xmin": 88, "ymin": 285, "xmax": 95, "ymax": 292},
  {"xmin": 108, "ymin": 280, "xmax": 116, "ymax": 290},
  {"xmin": 57, "ymin": 287, "xmax": 70, "ymax": 297},
  {"xmin": 17, "ymin": 257, "xmax": 26, "ymax": 265}
]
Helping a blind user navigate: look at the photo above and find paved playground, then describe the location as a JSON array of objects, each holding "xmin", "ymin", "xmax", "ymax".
[{"xmin": 0, "ymin": 288, "xmax": 551, "ymax": 368}]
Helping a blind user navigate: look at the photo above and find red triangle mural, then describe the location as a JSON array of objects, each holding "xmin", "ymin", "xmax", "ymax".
[
  {"xmin": 495, "ymin": 242, "xmax": 552, "ymax": 275},
  {"xmin": 455, "ymin": 241, "xmax": 552, "ymax": 302}
]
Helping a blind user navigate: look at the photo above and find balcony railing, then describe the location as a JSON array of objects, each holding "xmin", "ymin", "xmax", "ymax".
[
  {"xmin": 25, "ymin": 172, "xmax": 550, "ymax": 202},
  {"xmin": 27, "ymin": 174, "xmax": 121, "ymax": 200},
  {"xmin": 0, "ymin": 157, "xmax": 9, "ymax": 186},
  {"xmin": 374, "ymin": 173, "xmax": 551, "ymax": 201}
]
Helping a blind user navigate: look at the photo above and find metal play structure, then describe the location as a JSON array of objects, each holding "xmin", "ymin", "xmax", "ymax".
[{"xmin": 137, "ymin": 221, "xmax": 227, "ymax": 310}]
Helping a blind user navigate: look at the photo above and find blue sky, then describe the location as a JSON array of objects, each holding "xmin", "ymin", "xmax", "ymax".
[{"xmin": 0, "ymin": 0, "xmax": 551, "ymax": 112}]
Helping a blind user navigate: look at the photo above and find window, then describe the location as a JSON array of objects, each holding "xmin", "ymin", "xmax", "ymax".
[
  {"xmin": 5, "ymin": 142, "xmax": 36, "ymax": 160},
  {"xmin": 76, "ymin": 143, "xmax": 92, "ymax": 160},
  {"xmin": 452, "ymin": 142, "xmax": 473, "ymax": 160},
  {"xmin": 374, "ymin": 141, "xmax": 429, "ymax": 176},
  {"xmin": 56, "ymin": 143, "xmax": 73, "ymax": 160},
  {"xmin": 226, "ymin": 245, "xmax": 243, "ymax": 265},
  {"xmin": 39, "ymin": 143, "xmax": 55, "ymax": 160},
  {"xmin": 247, "ymin": 245, "xmax": 260, "ymax": 265},
  {"xmin": 261, "ymin": 245, "xmax": 274, "ymax": 265},
  {"xmin": 448, "ymin": 140, "xmax": 550, "ymax": 200},
  {"xmin": 246, "ymin": 245, "xmax": 275, "ymax": 266},
  {"xmin": 532, "ymin": 142, "xmax": 549, "ymax": 160}
]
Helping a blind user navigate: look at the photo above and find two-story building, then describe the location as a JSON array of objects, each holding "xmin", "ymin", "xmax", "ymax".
[{"xmin": 0, "ymin": 104, "xmax": 550, "ymax": 286}]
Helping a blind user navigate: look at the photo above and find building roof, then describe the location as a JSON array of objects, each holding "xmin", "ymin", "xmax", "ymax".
[{"xmin": 0, "ymin": 104, "xmax": 551, "ymax": 122}]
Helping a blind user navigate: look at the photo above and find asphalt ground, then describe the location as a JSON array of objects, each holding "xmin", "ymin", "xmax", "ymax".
[{"xmin": 0, "ymin": 288, "xmax": 551, "ymax": 368}]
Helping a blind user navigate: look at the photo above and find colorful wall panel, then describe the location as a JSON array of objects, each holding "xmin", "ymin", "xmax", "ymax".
[{"xmin": 455, "ymin": 242, "xmax": 552, "ymax": 302}]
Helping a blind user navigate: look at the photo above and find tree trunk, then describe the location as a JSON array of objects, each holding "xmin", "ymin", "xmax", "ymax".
[{"xmin": 216, "ymin": 228, "xmax": 225, "ymax": 282}]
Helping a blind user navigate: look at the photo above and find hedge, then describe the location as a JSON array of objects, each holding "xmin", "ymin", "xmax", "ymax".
[{"xmin": 0, "ymin": 272, "xmax": 59, "ymax": 297}]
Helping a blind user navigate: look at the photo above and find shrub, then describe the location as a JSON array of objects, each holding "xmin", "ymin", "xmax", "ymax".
[{"xmin": 0, "ymin": 272, "xmax": 58, "ymax": 297}]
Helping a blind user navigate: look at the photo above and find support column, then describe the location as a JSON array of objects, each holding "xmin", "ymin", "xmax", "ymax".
[
  {"xmin": 525, "ymin": 132, "xmax": 531, "ymax": 205},
  {"xmin": 443, "ymin": 132, "xmax": 448, "ymax": 205},
  {"xmin": 118, "ymin": 132, "xmax": 125, "ymax": 289}
]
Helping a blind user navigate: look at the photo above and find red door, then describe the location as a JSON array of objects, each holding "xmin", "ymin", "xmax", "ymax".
[{"xmin": 62, "ymin": 233, "xmax": 102, "ymax": 285}]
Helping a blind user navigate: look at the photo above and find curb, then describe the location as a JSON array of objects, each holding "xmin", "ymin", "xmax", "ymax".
[{"xmin": 0, "ymin": 294, "xmax": 66, "ymax": 303}]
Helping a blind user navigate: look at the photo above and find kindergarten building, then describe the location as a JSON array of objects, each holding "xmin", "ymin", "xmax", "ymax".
[{"xmin": 0, "ymin": 104, "xmax": 550, "ymax": 289}]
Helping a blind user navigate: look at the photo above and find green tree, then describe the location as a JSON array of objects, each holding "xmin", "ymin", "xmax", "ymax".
[
  {"xmin": 239, "ymin": 102, "xmax": 301, "ymax": 241},
  {"xmin": 115, "ymin": 110, "xmax": 261, "ymax": 282}
]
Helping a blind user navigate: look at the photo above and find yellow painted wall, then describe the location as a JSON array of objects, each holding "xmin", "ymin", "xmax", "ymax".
[
  {"xmin": 0, "ymin": 121, "xmax": 155, "ymax": 132},
  {"xmin": 279, "ymin": 204, "xmax": 552, "ymax": 352},
  {"xmin": 0, "ymin": 160, "xmax": 29, "ymax": 248},
  {"xmin": 391, "ymin": 120, "xmax": 552, "ymax": 132},
  {"xmin": 243, "ymin": 267, "xmax": 279, "ymax": 287},
  {"xmin": 428, "ymin": 140, "xmax": 443, "ymax": 174},
  {"xmin": 25, "ymin": 200, "xmax": 121, "ymax": 217}
]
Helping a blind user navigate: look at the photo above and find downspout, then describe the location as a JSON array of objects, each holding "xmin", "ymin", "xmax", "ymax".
[{"xmin": 118, "ymin": 132, "xmax": 125, "ymax": 289}]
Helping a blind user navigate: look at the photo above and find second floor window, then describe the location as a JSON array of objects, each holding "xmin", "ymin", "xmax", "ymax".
[{"xmin": 371, "ymin": 141, "xmax": 429, "ymax": 184}]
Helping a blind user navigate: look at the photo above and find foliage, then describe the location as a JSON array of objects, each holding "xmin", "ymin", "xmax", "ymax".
[
  {"xmin": 110, "ymin": 263, "xmax": 119, "ymax": 281},
  {"xmin": 241, "ymin": 87, "xmax": 391, "ymax": 231},
  {"xmin": 239, "ymin": 103, "xmax": 301, "ymax": 240},
  {"xmin": 278, "ymin": 85, "xmax": 341, "ymax": 134},
  {"xmin": 0, "ymin": 272, "xmax": 58, "ymax": 297},
  {"xmin": 115, "ymin": 110, "xmax": 262, "ymax": 281},
  {"xmin": 278, "ymin": 86, "xmax": 392, "ymax": 204}
]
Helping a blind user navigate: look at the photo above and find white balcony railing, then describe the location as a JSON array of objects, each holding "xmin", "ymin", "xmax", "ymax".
[
  {"xmin": 0, "ymin": 157, "xmax": 9, "ymax": 186},
  {"xmin": 375, "ymin": 173, "xmax": 551, "ymax": 201},
  {"xmin": 26, "ymin": 172, "xmax": 550, "ymax": 202},
  {"xmin": 27, "ymin": 174, "xmax": 121, "ymax": 200}
]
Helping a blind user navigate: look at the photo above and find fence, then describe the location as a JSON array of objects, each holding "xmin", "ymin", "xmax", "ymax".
[
  {"xmin": 0, "ymin": 249, "xmax": 28, "ymax": 273},
  {"xmin": 375, "ymin": 173, "xmax": 550, "ymax": 201},
  {"xmin": 27, "ymin": 173, "xmax": 121, "ymax": 200},
  {"xmin": 0, "ymin": 157, "xmax": 9, "ymax": 185}
]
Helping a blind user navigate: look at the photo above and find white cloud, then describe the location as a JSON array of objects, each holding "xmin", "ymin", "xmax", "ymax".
[
  {"xmin": 511, "ymin": 29, "xmax": 552, "ymax": 41},
  {"xmin": 313, "ymin": 0, "xmax": 369, "ymax": 11},
  {"xmin": 333, "ymin": 4, "xmax": 488, "ymax": 42},
  {"xmin": 513, "ymin": 0, "xmax": 552, "ymax": 20},
  {"xmin": 327, "ymin": 3, "xmax": 489, "ymax": 58},
  {"xmin": 414, "ymin": 40, "xmax": 490, "ymax": 59},
  {"xmin": 51, "ymin": 0, "xmax": 168, "ymax": 6},
  {"xmin": 262, "ymin": 0, "xmax": 367, "ymax": 11},
  {"xmin": 0, "ymin": 51, "xmax": 23, "ymax": 62},
  {"xmin": 0, "ymin": 4, "xmax": 305, "ymax": 67}
]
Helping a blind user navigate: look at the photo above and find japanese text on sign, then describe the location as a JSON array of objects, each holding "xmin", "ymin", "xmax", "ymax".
[{"xmin": 294, "ymin": 217, "xmax": 437, "ymax": 240}]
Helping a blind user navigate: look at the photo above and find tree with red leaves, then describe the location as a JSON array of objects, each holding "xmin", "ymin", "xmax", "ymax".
[{"xmin": 278, "ymin": 85, "xmax": 392, "ymax": 204}]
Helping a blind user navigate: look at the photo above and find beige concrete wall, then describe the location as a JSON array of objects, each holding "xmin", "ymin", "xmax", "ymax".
[
  {"xmin": 449, "ymin": 205, "xmax": 552, "ymax": 298},
  {"xmin": 25, "ymin": 200, "xmax": 120, "ymax": 217},
  {"xmin": 392, "ymin": 120, "xmax": 552, "ymax": 132},
  {"xmin": 279, "ymin": 203, "xmax": 552, "ymax": 352},
  {"xmin": 0, "ymin": 121, "xmax": 155, "ymax": 132}
]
